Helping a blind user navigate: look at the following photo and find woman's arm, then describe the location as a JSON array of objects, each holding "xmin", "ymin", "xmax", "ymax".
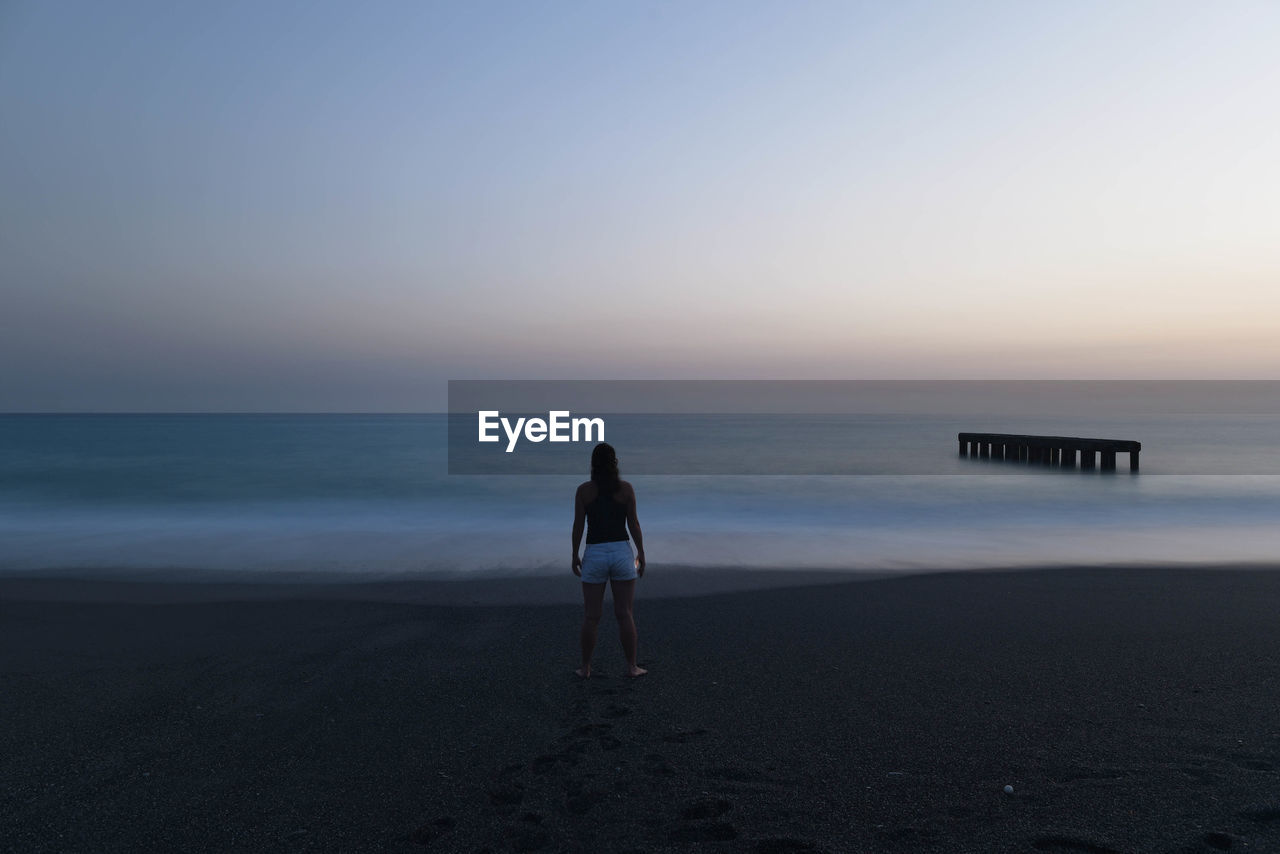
[
  {"xmin": 625, "ymin": 483, "xmax": 645, "ymax": 576},
  {"xmin": 571, "ymin": 485, "xmax": 586, "ymax": 576}
]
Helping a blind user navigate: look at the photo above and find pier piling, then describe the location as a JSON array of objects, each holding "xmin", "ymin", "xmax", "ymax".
[{"xmin": 958, "ymin": 433, "xmax": 1140, "ymax": 474}]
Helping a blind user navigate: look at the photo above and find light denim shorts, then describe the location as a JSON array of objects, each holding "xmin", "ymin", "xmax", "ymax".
[{"xmin": 581, "ymin": 540, "xmax": 637, "ymax": 584}]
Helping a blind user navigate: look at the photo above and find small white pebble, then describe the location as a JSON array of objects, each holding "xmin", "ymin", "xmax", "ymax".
[{"xmin": 1003, "ymin": 785, "xmax": 1014, "ymax": 794}]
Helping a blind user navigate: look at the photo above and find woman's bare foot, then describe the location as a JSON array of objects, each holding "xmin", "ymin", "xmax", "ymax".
[
  {"xmin": 575, "ymin": 666, "xmax": 591, "ymax": 678},
  {"xmin": 626, "ymin": 665, "xmax": 648, "ymax": 677}
]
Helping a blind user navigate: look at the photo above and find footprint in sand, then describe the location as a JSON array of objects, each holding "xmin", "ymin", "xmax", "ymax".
[
  {"xmin": 486, "ymin": 783, "xmax": 525, "ymax": 807},
  {"xmin": 755, "ymin": 840, "xmax": 820, "ymax": 853},
  {"xmin": 669, "ymin": 822, "xmax": 738, "ymax": 842},
  {"xmin": 1202, "ymin": 831, "xmax": 1235, "ymax": 850},
  {"xmin": 409, "ymin": 816, "xmax": 455, "ymax": 846},
  {"xmin": 662, "ymin": 727, "xmax": 708, "ymax": 743},
  {"xmin": 1229, "ymin": 753, "xmax": 1274, "ymax": 772},
  {"xmin": 503, "ymin": 825, "xmax": 551, "ymax": 852},
  {"xmin": 565, "ymin": 791, "xmax": 605, "ymax": 815},
  {"xmin": 642, "ymin": 753, "xmax": 674, "ymax": 776},
  {"xmin": 1177, "ymin": 765, "xmax": 1220, "ymax": 784},
  {"xmin": 1238, "ymin": 804, "xmax": 1280, "ymax": 823},
  {"xmin": 530, "ymin": 752, "xmax": 580, "ymax": 775},
  {"xmin": 699, "ymin": 766, "xmax": 757, "ymax": 782},
  {"xmin": 1031, "ymin": 834, "xmax": 1122, "ymax": 853},
  {"xmin": 679, "ymin": 797, "xmax": 732, "ymax": 820}
]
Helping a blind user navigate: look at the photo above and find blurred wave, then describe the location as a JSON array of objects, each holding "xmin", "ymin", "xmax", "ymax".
[{"xmin": 2, "ymin": 414, "xmax": 1280, "ymax": 577}]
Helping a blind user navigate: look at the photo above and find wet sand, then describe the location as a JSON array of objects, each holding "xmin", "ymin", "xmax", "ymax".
[{"xmin": 3, "ymin": 566, "xmax": 1280, "ymax": 853}]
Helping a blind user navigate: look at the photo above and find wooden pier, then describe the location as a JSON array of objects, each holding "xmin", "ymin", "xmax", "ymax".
[{"xmin": 958, "ymin": 432, "xmax": 1141, "ymax": 472}]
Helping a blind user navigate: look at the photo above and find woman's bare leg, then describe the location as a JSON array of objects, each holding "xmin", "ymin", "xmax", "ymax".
[
  {"xmin": 610, "ymin": 578, "xmax": 647, "ymax": 676},
  {"xmin": 578, "ymin": 582, "xmax": 606, "ymax": 677}
]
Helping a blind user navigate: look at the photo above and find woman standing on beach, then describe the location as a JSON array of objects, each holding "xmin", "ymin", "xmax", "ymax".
[{"xmin": 571, "ymin": 442, "xmax": 647, "ymax": 678}]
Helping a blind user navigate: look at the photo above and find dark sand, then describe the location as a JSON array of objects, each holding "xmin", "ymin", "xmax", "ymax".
[{"xmin": 3, "ymin": 566, "xmax": 1280, "ymax": 853}]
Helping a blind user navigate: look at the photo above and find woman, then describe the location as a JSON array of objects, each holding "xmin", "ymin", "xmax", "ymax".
[{"xmin": 571, "ymin": 442, "xmax": 646, "ymax": 678}]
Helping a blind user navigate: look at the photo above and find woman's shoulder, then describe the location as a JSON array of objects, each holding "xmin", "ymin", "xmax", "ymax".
[{"xmin": 619, "ymin": 480, "xmax": 635, "ymax": 495}]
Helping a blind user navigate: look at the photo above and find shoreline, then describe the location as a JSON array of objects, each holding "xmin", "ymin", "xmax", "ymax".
[
  {"xmin": 5, "ymin": 566, "xmax": 1280, "ymax": 852},
  {"xmin": 3, "ymin": 561, "xmax": 1280, "ymax": 605},
  {"xmin": 0, "ymin": 566, "xmax": 893, "ymax": 605}
]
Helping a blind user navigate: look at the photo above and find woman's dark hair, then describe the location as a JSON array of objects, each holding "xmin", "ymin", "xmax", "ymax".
[{"xmin": 590, "ymin": 442, "xmax": 620, "ymax": 495}]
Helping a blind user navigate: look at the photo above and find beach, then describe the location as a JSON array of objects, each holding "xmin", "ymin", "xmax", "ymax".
[{"xmin": 4, "ymin": 566, "xmax": 1280, "ymax": 853}]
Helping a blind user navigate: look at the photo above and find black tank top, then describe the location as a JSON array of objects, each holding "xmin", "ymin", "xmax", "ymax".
[{"xmin": 585, "ymin": 487, "xmax": 629, "ymax": 544}]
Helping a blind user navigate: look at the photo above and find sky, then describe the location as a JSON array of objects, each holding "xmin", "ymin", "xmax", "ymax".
[{"xmin": 2, "ymin": 0, "xmax": 1278, "ymax": 411}]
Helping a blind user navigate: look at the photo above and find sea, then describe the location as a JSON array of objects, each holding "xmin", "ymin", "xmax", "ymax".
[{"xmin": 3, "ymin": 397, "xmax": 1280, "ymax": 580}]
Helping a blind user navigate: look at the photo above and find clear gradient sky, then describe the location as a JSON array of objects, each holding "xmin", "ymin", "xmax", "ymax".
[{"xmin": 2, "ymin": 1, "xmax": 1278, "ymax": 411}]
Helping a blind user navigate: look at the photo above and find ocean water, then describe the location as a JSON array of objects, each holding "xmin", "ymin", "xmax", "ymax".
[{"xmin": 2, "ymin": 412, "xmax": 1280, "ymax": 579}]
